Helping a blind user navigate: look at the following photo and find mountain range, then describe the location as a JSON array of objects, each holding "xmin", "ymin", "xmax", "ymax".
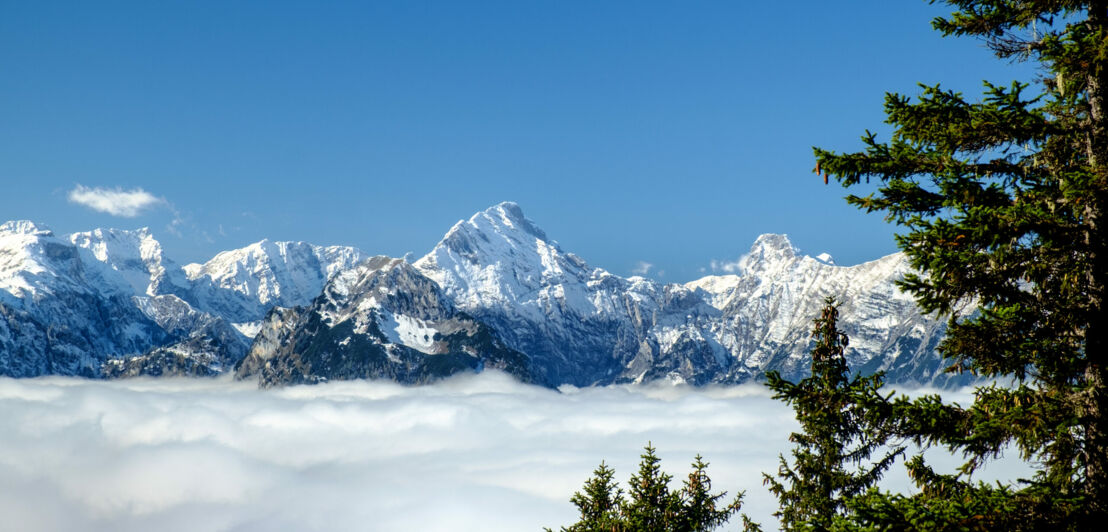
[{"xmin": 0, "ymin": 203, "xmax": 964, "ymax": 388}]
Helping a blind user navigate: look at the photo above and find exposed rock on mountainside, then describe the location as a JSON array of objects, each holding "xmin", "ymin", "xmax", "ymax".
[
  {"xmin": 102, "ymin": 294, "xmax": 250, "ymax": 378},
  {"xmin": 235, "ymin": 256, "xmax": 531, "ymax": 387}
]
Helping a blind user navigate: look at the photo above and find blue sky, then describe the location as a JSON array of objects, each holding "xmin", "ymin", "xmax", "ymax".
[{"xmin": 0, "ymin": 1, "xmax": 1039, "ymax": 280}]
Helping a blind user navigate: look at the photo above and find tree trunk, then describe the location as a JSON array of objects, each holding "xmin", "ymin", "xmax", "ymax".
[{"xmin": 1082, "ymin": 1, "xmax": 1108, "ymax": 523}]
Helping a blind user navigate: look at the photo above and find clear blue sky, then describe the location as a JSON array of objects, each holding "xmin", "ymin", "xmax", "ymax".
[{"xmin": 0, "ymin": 1, "xmax": 1038, "ymax": 280}]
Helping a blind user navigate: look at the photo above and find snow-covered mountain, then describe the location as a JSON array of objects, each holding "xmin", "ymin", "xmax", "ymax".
[
  {"xmin": 685, "ymin": 234, "xmax": 956, "ymax": 386},
  {"xmin": 2, "ymin": 203, "xmax": 962, "ymax": 387},
  {"xmin": 184, "ymin": 239, "xmax": 366, "ymax": 324},
  {"xmin": 413, "ymin": 203, "xmax": 729, "ymax": 386},
  {"xmin": 1, "ymin": 222, "xmax": 166, "ymax": 376},
  {"xmin": 69, "ymin": 226, "xmax": 191, "ymax": 298},
  {"xmin": 412, "ymin": 202, "xmax": 958, "ymax": 387},
  {"xmin": 0, "ymin": 220, "xmax": 364, "ymax": 378}
]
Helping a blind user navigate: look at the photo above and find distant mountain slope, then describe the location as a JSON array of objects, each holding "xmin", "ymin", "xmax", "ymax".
[
  {"xmin": 0, "ymin": 220, "xmax": 364, "ymax": 378},
  {"xmin": 413, "ymin": 203, "xmax": 728, "ymax": 386},
  {"xmin": 686, "ymin": 234, "xmax": 955, "ymax": 386},
  {"xmin": 0, "ymin": 222, "xmax": 166, "ymax": 376}
]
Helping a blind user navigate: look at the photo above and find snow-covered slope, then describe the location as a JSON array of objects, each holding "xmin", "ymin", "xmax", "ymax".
[
  {"xmin": 69, "ymin": 227, "xmax": 190, "ymax": 297},
  {"xmin": 103, "ymin": 294, "xmax": 250, "ymax": 378},
  {"xmin": 184, "ymin": 239, "xmax": 366, "ymax": 324}
]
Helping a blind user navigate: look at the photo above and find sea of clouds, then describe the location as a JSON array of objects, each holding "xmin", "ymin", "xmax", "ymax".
[{"xmin": 0, "ymin": 372, "xmax": 1027, "ymax": 531}]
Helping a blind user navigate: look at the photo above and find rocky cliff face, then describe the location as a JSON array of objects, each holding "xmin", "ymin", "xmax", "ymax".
[{"xmin": 234, "ymin": 256, "xmax": 531, "ymax": 387}]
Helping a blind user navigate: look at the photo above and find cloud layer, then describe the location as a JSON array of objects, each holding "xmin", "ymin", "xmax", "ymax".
[
  {"xmin": 0, "ymin": 374, "xmax": 1026, "ymax": 531},
  {"xmin": 67, "ymin": 185, "xmax": 165, "ymax": 217}
]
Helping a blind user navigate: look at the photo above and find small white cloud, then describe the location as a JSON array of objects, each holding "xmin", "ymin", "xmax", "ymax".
[
  {"xmin": 709, "ymin": 258, "xmax": 743, "ymax": 274},
  {"xmin": 67, "ymin": 185, "xmax": 166, "ymax": 218},
  {"xmin": 631, "ymin": 261, "xmax": 653, "ymax": 276}
]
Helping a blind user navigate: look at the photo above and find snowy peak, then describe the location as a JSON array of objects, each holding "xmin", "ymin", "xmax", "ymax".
[
  {"xmin": 0, "ymin": 220, "xmax": 54, "ymax": 237},
  {"xmin": 69, "ymin": 227, "xmax": 173, "ymax": 296},
  {"xmin": 488, "ymin": 201, "xmax": 549, "ymax": 241},
  {"xmin": 1, "ymin": 221, "xmax": 84, "ymax": 301},
  {"xmin": 738, "ymin": 233, "xmax": 799, "ymax": 272},
  {"xmin": 184, "ymin": 239, "xmax": 366, "ymax": 322},
  {"xmin": 428, "ymin": 201, "xmax": 550, "ymax": 265},
  {"xmin": 415, "ymin": 202, "xmax": 598, "ymax": 315}
]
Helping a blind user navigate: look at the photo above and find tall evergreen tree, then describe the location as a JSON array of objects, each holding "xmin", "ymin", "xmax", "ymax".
[
  {"xmin": 764, "ymin": 300, "xmax": 903, "ymax": 530},
  {"xmin": 813, "ymin": 0, "xmax": 1108, "ymax": 526}
]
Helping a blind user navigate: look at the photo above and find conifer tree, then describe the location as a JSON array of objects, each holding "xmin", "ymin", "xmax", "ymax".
[
  {"xmin": 763, "ymin": 300, "xmax": 903, "ymax": 530},
  {"xmin": 624, "ymin": 444, "xmax": 680, "ymax": 531},
  {"xmin": 813, "ymin": 0, "xmax": 1108, "ymax": 527},
  {"xmin": 675, "ymin": 455, "xmax": 745, "ymax": 531}
]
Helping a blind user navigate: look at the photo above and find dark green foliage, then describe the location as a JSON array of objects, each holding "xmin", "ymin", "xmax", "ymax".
[
  {"xmin": 811, "ymin": 0, "xmax": 1108, "ymax": 527},
  {"xmin": 678, "ymin": 456, "xmax": 745, "ymax": 531},
  {"xmin": 552, "ymin": 445, "xmax": 746, "ymax": 532},
  {"xmin": 563, "ymin": 462, "xmax": 625, "ymax": 532},
  {"xmin": 764, "ymin": 300, "xmax": 904, "ymax": 531},
  {"xmin": 623, "ymin": 444, "xmax": 680, "ymax": 530}
]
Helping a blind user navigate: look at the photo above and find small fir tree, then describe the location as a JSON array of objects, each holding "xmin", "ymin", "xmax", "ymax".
[{"xmin": 675, "ymin": 455, "xmax": 745, "ymax": 531}]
